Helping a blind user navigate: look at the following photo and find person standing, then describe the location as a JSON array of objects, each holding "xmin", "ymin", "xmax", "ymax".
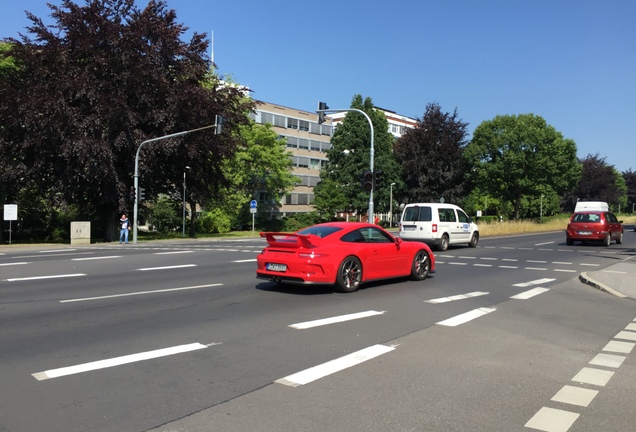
[{"xmin": 119, "ymin": 214, "xmax": 130, "ymax": 244}]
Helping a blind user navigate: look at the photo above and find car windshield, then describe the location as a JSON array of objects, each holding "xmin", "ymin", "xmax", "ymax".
[{"xmin": 297, "ymin": 226, "xmax": 343, "ymax": 238}]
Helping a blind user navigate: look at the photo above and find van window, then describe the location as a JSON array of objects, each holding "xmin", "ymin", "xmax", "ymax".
[
  {"xmin": 438, "ymin": 208, "xmax": 456, "ymax": 222},
  {"xmin": 457, "ymin": 210, "xmax": 469, "ymax": 223},
  {"xmin": 403, "ymin": 206, "xmax": 432, "ymax": 222}
]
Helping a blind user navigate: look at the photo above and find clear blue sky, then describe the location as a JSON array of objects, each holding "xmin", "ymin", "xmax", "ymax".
[{"xmin": 2, "ymin": 0, "xmax": 634, "ymax": 172}]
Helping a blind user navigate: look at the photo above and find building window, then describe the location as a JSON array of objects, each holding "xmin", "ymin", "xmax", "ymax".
[
  {"xmin": 273, "ymin": 115, "xmax": 286, "ymax": 128},
  {"xmin": 298, "ymin": 139, "xmax": 309, "ymax": 150},
  {"xmin": 310, "ymin": 159, "xmax": 321, "ymax": 170},
  {"xmin": 287, "ymin": 118, "xmax": 298, "ymax": 129},
  {"xmin": 298, "ymin": 120, "xmax": 309, "ymax": 131}
]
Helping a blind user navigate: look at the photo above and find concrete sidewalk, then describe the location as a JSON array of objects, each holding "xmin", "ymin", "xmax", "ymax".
[{"xmin": 579, "ymin": 258, "xmax": 636, "ymax": 299}]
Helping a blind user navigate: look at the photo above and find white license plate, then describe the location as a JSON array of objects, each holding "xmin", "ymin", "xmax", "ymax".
[
  {"xmin": 403, "ymin": 226, "xmax": 416, "ymax": 231},
  {"xmin": 266, "ymin": 263, "xmax": 287, "ymax": 272},
  {"xmin": 578, "ymin": 231, "xmax": 592, "ymax": 235}
]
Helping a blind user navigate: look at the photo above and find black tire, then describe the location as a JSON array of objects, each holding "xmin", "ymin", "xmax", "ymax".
[
  {"xmin": 603, "ymin": 234, "xmax": 611, "ymax": 247},
  {"xmin": 468, "ymin": 233, "xmax": 479, "ymax": 248},
  {"xmin": 334, "ymin": 256, "xmax": 362, "ymax": 293},
  {"xmin": 437, "ymin": 234, "xmax": 449, "ymax": 252},
  {"xmin": 566, "ymin": 237, "xmax": 574, "ymax": 246},
  {"xmin": 410, "ymin": 250, "xmax": 430, "ymax": 281},
  {"xmin": 616, "ymin": 232, "xmax": 623, "ymax": 244}
]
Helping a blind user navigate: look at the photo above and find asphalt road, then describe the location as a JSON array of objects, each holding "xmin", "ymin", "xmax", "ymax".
[{"xmin": 1, "ymin": 231, "xmax": 635, "ymax": 432}]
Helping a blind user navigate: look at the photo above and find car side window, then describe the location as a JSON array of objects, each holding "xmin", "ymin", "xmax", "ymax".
[
  {"xmin": 438, "ymin": 208, "xmax": 456, "ymax": 222},
  {"xmin": 359, "ymin": 227, "xmax": 393, "ymax": 243},
  {"xmin": 341, "ymin": 230, "xmax": 365, "ymax": 243},
  {"xmin": 606, "ymin": 213, "xmax": 617, "ymax": 223},
  {"xmin": 457, "ymin": 210, "xmax": 469, "ymax": 223}
]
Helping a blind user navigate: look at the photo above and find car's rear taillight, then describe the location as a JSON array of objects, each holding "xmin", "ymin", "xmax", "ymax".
[{"xmin": 432, "ymin": 223, "xmax": 438, "ymax": 233}]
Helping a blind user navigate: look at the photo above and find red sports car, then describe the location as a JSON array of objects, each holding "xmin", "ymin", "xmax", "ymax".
[{"xmin": 256, "ymin": 222, "xmax": 435, "ymax": 293}]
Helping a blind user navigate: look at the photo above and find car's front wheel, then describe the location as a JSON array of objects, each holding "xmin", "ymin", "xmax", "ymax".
[
  {"xmin": 410, "ymin": 250, "xmax": 430, "ymax": 281},
  {"xmin": 335, "ymin": 256, "xmax": 362, "ymax": 293},
  {"xmin": 468, "ymin": 233, "xmax": 479, "ymax": 248},
  {"xmin": 566, "ymin": 237, "xmax": 574, "ymax": 246}
]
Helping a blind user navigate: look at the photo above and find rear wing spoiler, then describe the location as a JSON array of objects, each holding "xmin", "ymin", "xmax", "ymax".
[{"xmin": 260, "ymin": 232, "xmax": 322, "ymax": 248}]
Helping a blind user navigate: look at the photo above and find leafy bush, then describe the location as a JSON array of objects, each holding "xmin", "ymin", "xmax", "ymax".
[{"xmin": 197, "ymin": 208, "xmax": 232, "ymax": 233}]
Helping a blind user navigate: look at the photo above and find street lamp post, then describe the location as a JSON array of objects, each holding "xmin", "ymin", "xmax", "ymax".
[
  {"xmin": 133, "ymin": 123, "xmax": 218, "ymax": 244},
  {"xmin": 540, "ymin": 194, "xmax": 544, "ymax": 224},
  {"xmin": 389, "ymin": 182, "xmax": 395, "ymax": 228},
  {"xmin": 316, "ymin": 105, "xmax": 375, "ymax": 221},
  {"xmin": 182, "ymin": 166, "xmax": 190, "ymax": 238}
]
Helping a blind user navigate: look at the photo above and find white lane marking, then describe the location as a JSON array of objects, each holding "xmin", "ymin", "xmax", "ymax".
[
  {"xmin": 580, "ymin": 263, "xmax": 600, "ymax": 267},
  {"xmin": 154, "ymin": 251, "xmax": 194, "ymax": 255},
  {"xmin": 552, "ymin": 261, "xmax": 572, "ymax": 265},
  {"xmin": 499, "ymin": 265, "xmax": 518, "ymax": 269},
  {"xmin": 40, "ymin": 249, "xmax": 77, "ymax": 253},
  {"xmin": 615, "ymin": 331, "xmax": 636, "ymax": 341},
  {"xmin": 525, "ymin": 407, "xmax": 579, "ymax": 432},
  {"xmin": 14, "ymin": 252, "xmax": 94, "ymax": 259},
  {"xmin": 510, "ymin": 287, "xmax": 549, "ymax": 299},
  {"xmin": 458, "ymin": 256, "xmax": 477, "ymax": 259},
  {"xmin": 290, "ymin": 310, "xmax": 385, "ymax": 329},
  {"xmin": 233, "ymin": 259, "xmax": 257, "ymax": 263},
  {"xmin": 448, "ymin": 262, "xmax": 468, "ymax": 266},
  {"xmin": 473, "ymin": 264, "xmax": 492, "ymax": 267},
  {"xmin": 0, "ymin": 262, "xmax": 28, "ymax": 266},
  {"xmin": 551, "ymin": 385, "xmax": 598, "ymax": 407},
  {"xmin": 527, "ymin": 260, "xmax": 547, "ymax": 263},
  {"xmin": 626, "ymin": 323, "xmax": 636, "ymax": 331},
  {"xmin": 32, "ymin": 343, "xmax": 209, "ymax": 381},
  {"xmin": 502, "ymin": 258, "xmax": 518, "ymax": 262},
  {"xmin": 572, "ymin": 367, "xmax": 614, "ymax": 386},
  {"xmin": 72, "ymin": 256, "xmax": 121, "ymax": 261},
  {"xmin": 425, "ymin": 291, "xmax": 489, "ymax": 304},
  {"xmin": 275, "ymin": 344, "xmax": 395, "ymax": 387},
  {"xmin": 524, "ymin": 267, "xmax": 547, "ymax": 271},
  {"xmin": 513, "ymin": 278, "xmax": 555, "ymax": 287},
  {"xmin": 6, "ymin": 273, "xmax": 86, "ymax": 282},
  {"xmin": 479, "ymin": 257, "xmax": 497, "ymax": 261},
  {"xmin": 602, "ymin": 341, "xmax": 635, "ymax": 354},
  {"xmin": 554, "ymin": 269, "xmax": 577, "ymax": 273},
  {"xmin": 535, "ymin": 241, "xmax": 555, "ymax": 246},
  {"xmin": 138, "ymin": 264, "xmax": 197, "ymax": 271},
  {"xmin": 436, "ymin": 307, "xmax": 496, "ymax": 327},
  {"xmin": 589, "ymin": 353, "xmax": 626, "ymax": 368},
  {"xmin": 60, "ymin": 283, "xmax": 223, "ymax": 303}
]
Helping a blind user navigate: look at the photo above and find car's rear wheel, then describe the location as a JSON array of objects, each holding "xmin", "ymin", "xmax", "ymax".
[
  {"xmin": 616, "ymin": 232, "xmax": 623, "ymax": 244},
  {"xmin": 468, "ymin": 233, "xmax": 479, "ymax": 248},
  {"xmin": 603, "ymin": 234, "xmax": 611, "ymax": 247},
  {"xmin": 410, "ymin": 250, "xmax": 430, "ymax": 281},
  {"xmin": 437, "ymin": 234, "xmax": 449, "ymax": 251},
  {"xmin": 335, "ymin": 256, "xmax": 362, "ymax": 293}
]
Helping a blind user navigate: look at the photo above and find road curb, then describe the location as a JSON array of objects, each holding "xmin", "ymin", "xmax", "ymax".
[{"xmin": 579, "ymin": 272, "xmax": 628, "ymax": 298}]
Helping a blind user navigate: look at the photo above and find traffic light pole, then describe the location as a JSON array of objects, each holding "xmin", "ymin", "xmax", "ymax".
[
  {"xmin": 133, "ymin": 123, "xmax": 218, "ymax": 244},
  {"xmin": 316, "ymin": 107, "xmax": 375, "ymax": 222}
]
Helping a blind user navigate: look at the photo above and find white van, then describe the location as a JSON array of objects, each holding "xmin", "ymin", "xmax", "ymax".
[{"xmin": 399, "ymin": 203, "xmax": 479, "ymax": 251}]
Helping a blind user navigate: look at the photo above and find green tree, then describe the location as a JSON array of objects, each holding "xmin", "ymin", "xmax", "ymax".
[
  {"xmin": 0, "ymin": 0, "xmax": 254, "ymax": 241},
  {"xmin": 393, "ymin": 102, "xmax": 469, "ymax": 205},
  {"xmin": 465, "ymin": 114, "xmax": 581, "ymax": 219},
  {"xmin": 207, "ymin": 120, "xmax": 299, "ymax": 229},
  {"xmin": 623, "ymin": 169, "xmax": 636, "ymax": 214},
  {"xmin": 317, "ymin": 94, "xmax": 400, "ymax": 220},
  {"xmin": 565, "ymin": 154, "xmax": 626, "ymax": 212},
  {"xmin": 312, "ymin": 178, "xmax": 348, "ymax": 220}
]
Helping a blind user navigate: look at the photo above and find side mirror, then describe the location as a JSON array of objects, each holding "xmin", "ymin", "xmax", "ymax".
[{"xmin": 394, "ymin": 237, "xmax": 403, "ymax": 245}]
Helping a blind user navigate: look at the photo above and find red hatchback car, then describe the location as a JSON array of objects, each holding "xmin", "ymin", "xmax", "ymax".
[
  {"xmin": 256, "ymin": 222, "xmax": 435, "ymax": 293},
  {"xmin": 566, "ymin": 211, "xmax": 623, "ymax": 246}
]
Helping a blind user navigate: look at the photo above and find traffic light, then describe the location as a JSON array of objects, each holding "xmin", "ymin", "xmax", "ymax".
[
  {"xmin": 317, "ymin": 101, "xmax": 329, "ymax": 124},
  {"xmin": 130, "ymin": 186, "xmax": 136, "ymax": 202},
  {"xmin": 215, "ymin": 115, "xmax": 224, "ymax": 135},
  {"xmin": 374, "ymin": 169, "xmax": 383, "ymax": 190},
  {"xmin": 138, "ymin": 187, "xmax": 145, "ymax": 201},
  {"xmin": 361, "ymin": 170, "xmax": 374, "ymax": 192}
]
